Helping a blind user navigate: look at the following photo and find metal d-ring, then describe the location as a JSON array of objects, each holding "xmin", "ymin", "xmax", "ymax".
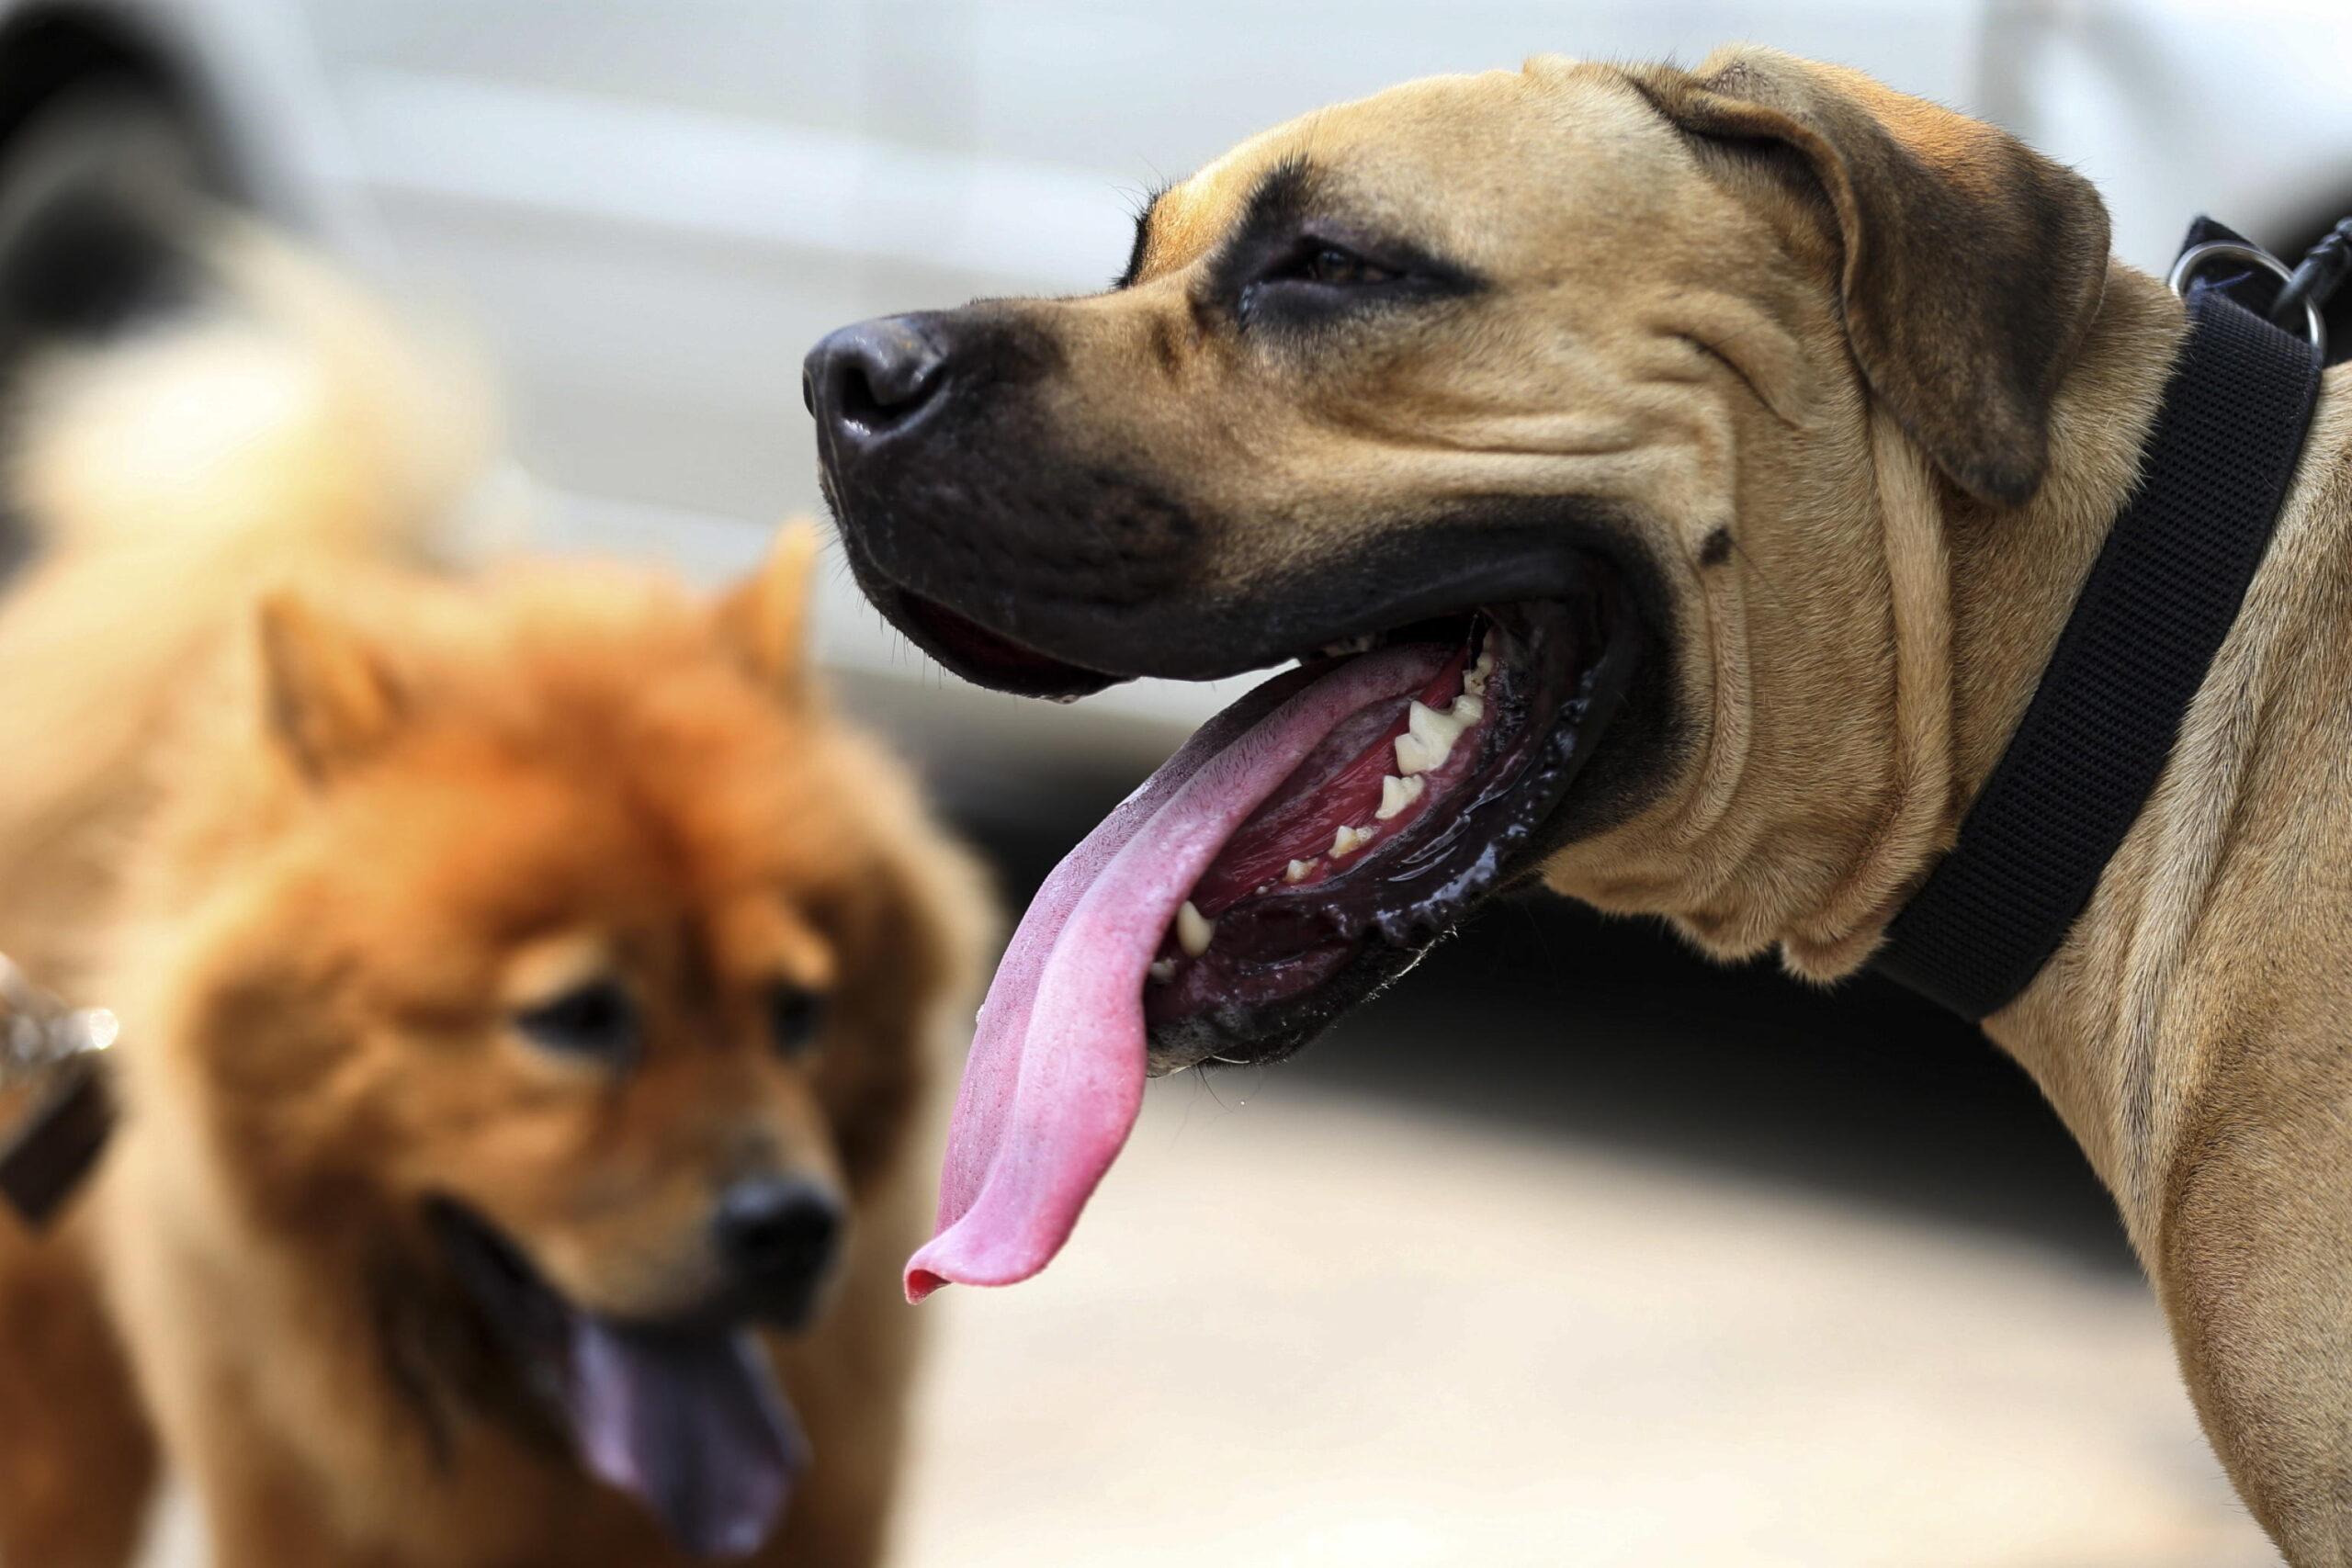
[{"xmin": 2168, "ymin": 241, "xmax": 2327, "ymax": 359}]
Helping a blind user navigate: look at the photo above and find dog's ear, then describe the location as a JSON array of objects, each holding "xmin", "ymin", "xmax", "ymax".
[
  {"xmin": 256, "ymin": 592, "xmax": 402, "ymax": 780},
  {"xmin": 1629, "ymin": 47, "xmax": 2110, "ymax": 505},
  {"xmin": 714, "ymin": 519, "xmax": 822, "ymax": 705}
]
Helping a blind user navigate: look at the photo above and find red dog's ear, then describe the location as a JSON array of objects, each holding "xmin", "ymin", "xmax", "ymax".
[
  {"xmin": 256, "ymin": 592, "xmax": 402, "ymax": 781},
  {"xmin": 1631, "ymin": 46, "xmax": 2112, "ymax": 506},
  {"xmin": 714, "ymin": 519, "xmax": 823, "ymax": 707}
]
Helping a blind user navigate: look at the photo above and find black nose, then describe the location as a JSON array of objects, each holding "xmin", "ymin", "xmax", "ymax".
[
  {"xmin": 802, "ymin": 316, "xmax": 949, "ymax": 443},
  {"xmin": 712, "ymin": 1176, "xmax": 842, "ymax": 1312}
]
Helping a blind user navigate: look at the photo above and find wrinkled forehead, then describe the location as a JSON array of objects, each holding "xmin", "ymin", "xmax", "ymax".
[{"xmin": 1125, "ymin": 60, "xmax": 1667, "ymax": 283}]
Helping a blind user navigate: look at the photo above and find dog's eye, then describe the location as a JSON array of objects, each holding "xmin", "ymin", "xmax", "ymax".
[
  {"xmin": 768, "ymin": 984, "xmax": 827, "ymax": 1057},
  {"xmin": 1228, "ymin": 232, "xmax": 1469, "ymax": 329},
  {"xmin": 1237, "ymin": 240, "xmax": 1412, "ymax": 324},
  {"xmin": 513, "ymin": 981, "xmax": 639, "ymax": 1065},
  {"xmin": 1289, "ymin": 245, "xmax": 1396, "ymax": 288}
]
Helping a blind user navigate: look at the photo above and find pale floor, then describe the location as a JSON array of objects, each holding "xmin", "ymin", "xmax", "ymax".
[
  {"xmin": 887, "ymin": 1083, "xmax": 2276, "ymax": 1568},
  {"xmin": 144, "ymin": 1083, "xmax": 2278, "ymax": 1568}
]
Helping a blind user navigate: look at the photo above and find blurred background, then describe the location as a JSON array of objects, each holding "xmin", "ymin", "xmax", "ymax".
[{"xmin": 7, "ymin": 0, "xmax": 2345, "ymax": 1562}]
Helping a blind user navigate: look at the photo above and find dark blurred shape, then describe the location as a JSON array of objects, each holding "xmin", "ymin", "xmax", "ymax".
[
  {"xmin": 0, "ymin": 174, "xmax": 193, "ymax": 350},
  {"xmin": 711, "ymin": 1175, "xmax": 845, "ymax": 1329},
  {"xmin": 2274, "ymin": 208, "xmax": 2352, "ymax": 362},
  {"xmin": 0, "ymin": 5, "xmax": 240, "ymax": 583}
]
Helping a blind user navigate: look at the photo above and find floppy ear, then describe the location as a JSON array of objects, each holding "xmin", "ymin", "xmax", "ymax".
[
  {"xmin": 1631, "ymin": 47, "xmax": 2111, "ymax": 506},
  {"xmin": 713, "ymin": 519, "xmax": 823, "ymax": 705},
  {"xmin": 256, "ymin": 592, "xmax": 402, "ymax": 781}
]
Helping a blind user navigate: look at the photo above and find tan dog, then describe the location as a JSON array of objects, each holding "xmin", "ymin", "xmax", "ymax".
[
  {"xmin": 808, "ymin": 46, "xmax": 2352, "ymax": 1564},
  {"xmin": 0, "ymin": 201, "xmax": 986, "ymax": 1566}
]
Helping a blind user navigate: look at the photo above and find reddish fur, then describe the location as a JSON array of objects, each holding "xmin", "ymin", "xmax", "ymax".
[{"xmin": 0, "ymin": 229, "xmax": 988, "ymax": 1566}]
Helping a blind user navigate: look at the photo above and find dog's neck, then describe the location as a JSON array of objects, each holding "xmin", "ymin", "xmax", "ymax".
[
  {"xmin": 1563, "ymin": 260, "xmax": 2336, "ymax": 1242},
  {"xmin": 1888, "ymin": 265, "xmax": 2352, "ymax": 1253},
  {"xmin": 1937, "ymin": 267, "xmax": 2192, "ymax": 845},
  {"xmin": 1984, "ymin": 302, "xmax": 2352, "ymax": 1250},
  {"xmin": 1917, "ymin": 267, "xmax": 2186, "ymax": 1219},
  {"xmin": 1554, "ymin": 264, "xmax": 2187, "ymax": 972},
  {"xmin": 1817, "ymin": 265, "xmax": 2196, "ymax": 986}
]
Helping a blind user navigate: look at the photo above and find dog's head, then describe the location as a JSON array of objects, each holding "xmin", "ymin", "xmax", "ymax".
[
  {"xmin": 813, "ymin": 47, "xmax": 2116, "ymax": 1079},
  {"xmin": 134, "ymin": 525, "xmax": 979, "ymax": 1554}
]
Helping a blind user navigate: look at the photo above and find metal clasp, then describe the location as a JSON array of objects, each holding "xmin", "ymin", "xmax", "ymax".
[
  {"xmin": 0, "ymin": 954, "xmax": 117, "ymax": 1089},
  {"xmin": 2168, "ymin": 241, "xmax": 2327, "ymax": 360}
]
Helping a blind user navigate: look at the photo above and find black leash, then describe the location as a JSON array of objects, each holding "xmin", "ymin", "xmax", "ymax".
[
  {"xmin": 0, "ymin": 956, "xmax": 117, "ymax": 1228},
  {"xmin": 2273, "ymin": 218, "xmax": 2352, "ymax": 346},
  {"xmin": 1872, "ymin": 220, "xmax": 2331, "ymax": 1020}
]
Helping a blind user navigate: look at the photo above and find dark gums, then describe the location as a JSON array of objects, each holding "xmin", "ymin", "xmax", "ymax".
[{"xmin": 1144, "ymin": 590, "xmax": 1636, "ymax": 1069}]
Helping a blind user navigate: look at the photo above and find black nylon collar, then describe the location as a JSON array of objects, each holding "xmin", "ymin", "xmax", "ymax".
[{"xmin": 1871, "ymin": 231, "xmax": 2324, "ymax": 1020}]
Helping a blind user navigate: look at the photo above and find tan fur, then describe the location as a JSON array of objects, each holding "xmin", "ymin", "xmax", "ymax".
[
  {"xmin": 995, "ymin": 46, "xmax": 2352, "ymax": 1562},
  {"xmin": 0, "ymin": 228, "xmax": 989, "ymax": 1566}
]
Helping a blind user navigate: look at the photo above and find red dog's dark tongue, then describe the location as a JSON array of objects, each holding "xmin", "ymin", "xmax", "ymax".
[
  {"xmin": 906, "ymin": 646, "xmax": 1448, "ymax": 1302},
  {"xmin": 569, "ymin": 1322, "xmax": 805, "ymax": 1562}
]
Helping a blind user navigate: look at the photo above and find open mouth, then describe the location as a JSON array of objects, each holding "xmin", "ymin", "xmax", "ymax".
[
  {"xmin": 894, "ymin": 569, "xmax": 1640, "ymax": 1303},
  {"xmin": 1138, "ymin": 597, "xmax": 1615, "ymax": 1068},
  {"xmin": 429, "ymin": 1201, "xmax": 806, "ymax": 1562}
]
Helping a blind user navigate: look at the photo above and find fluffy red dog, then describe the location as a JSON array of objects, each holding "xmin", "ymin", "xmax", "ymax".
[{"xmin": 0, "ymin": 197, "xmax": 986, "ymax": 1567}]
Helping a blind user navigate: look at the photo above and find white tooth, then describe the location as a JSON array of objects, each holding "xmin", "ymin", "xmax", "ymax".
[
  {"xmin": 1148, "ymin": 958, "xmax": 1179, "ymax": 984},
  {"xmin": 1451, "ymin": 693, "xmax": 1484, "ymax": 725},
  {"xmin": 1284, "ymin": 858, "xmax": 1317, "ymax": 884},
  {"xmin": 1409, "ymin": 698, "xmax": 1465, "ymax": 750},
  {"xmin": 1329, "ymin": 824, "xmax": 1376, "ymax": 858},
  {"xmin": 1398, "ymin": 700, "xmax": 1467, "ymax": 777},
  {"xmin": 1376, "ymin": 773, "xmax": 1425, "ymax": 820},
  {"xmin": 1176, "ymin": 900, "xmax": 1216, "ymax": 957},
  {"xmin": 1395, "ymin": 731, "xmax": 1442, "ymax": 776}
]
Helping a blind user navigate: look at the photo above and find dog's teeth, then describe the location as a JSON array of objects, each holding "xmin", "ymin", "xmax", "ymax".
[
  {"xmin": 1317, "ymin": 634, "xmax": 1377, "ymax": 658},
  {"xmin": 1175, "ymin": 900, "xmax": 1216, "ymax": 957},
  {"xmin": 1409, "ymin": 698, "xmax": 1466, "ymax": 750},
  {"xmin": 1463, "ymin": 649, "xmax": 1495, "ymax": 697},
  {"xmin": 1394, "ymin": 731, "xmax": 1442, "ymax": 776},
  {"xmin": 1375, "ymin": 773, "xmax": 1426, "ymax": 820},
  {"xmin": 1148, "ymin": 958, "xmax": 1179, "ymax": 984},
  {"xmin": 1284, "ymin": 858, "xmax": 1317, "ymax": 884},
  {"xmin": 1396, "ymin": 684, "xmax": 1485, "ymax": 776},
  {"xmin": 1395, "ymin": 699, "xmax": 1466, "ymax": 776},
  {"xmin": 1329, "ymin": 823, "xmax": 1376, "ymax": 858}
]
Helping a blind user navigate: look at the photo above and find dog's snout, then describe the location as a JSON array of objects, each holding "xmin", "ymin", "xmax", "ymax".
[
  {"xmin": 713, "ymin": 1175, "xmax": 842, "ymax": 1320},
  {"xmin": 803, "ymin": 317, "xmax": 949, "ymax": 444}
]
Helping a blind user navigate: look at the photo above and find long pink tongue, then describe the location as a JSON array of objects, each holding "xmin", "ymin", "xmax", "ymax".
[{"xmin": 907, "ymin": 646, "xmax": 1445, "ymax": 1302}]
